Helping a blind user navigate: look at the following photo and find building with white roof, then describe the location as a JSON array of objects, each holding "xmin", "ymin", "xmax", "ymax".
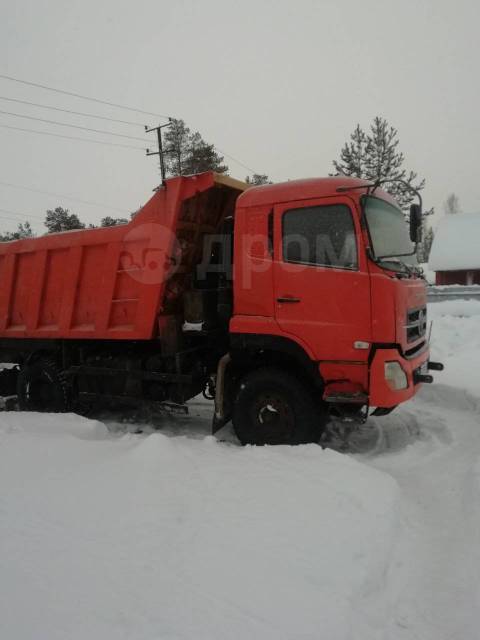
[{"xmin": 428, "ymin": 213, "xmax": 480, "ymax": 285}]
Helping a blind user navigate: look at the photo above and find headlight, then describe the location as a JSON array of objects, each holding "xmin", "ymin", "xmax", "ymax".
[{"xmin": 384, "ymin": 361, "xmax": 408, "ymax": 390}]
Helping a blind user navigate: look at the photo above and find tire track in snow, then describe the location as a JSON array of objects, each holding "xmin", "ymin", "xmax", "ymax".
[{"xmin": 359, "ymin": 388, "xmax": 480, "ymax": 639}]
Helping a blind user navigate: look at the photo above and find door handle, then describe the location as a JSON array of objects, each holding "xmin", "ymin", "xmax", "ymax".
[{"xmin": 277, "ymin": 296, "xmax": 301, "ymax": 303}]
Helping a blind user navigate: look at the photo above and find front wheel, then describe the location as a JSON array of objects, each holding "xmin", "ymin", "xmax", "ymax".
[{"xmin": 232, "ymin": 367, "xmax": 326, "ymax": 445}]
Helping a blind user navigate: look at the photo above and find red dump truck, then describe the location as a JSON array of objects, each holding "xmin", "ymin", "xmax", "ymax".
[{"xmin": 0, "ymin": 171, "xmax": 442, "ymax": 444}]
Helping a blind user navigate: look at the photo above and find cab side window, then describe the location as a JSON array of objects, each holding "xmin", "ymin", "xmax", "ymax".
[{"xmin": 282, "ymin": 204, "xmax": 358, "ymax": 269}]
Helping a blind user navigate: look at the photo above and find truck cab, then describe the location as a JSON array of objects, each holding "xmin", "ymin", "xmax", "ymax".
[{"xmin": 219, "ymin": 176, "xmax": 440, "ymax": 444}]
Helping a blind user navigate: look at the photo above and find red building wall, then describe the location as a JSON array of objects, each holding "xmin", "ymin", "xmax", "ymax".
[{"xmin": 435, "ymin": 270, "xmax": 480, "ymax": 285}]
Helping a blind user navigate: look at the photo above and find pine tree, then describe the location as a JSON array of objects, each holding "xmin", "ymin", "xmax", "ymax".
[
  {"xmin": 333, "ymin": 124, "xmax": 367, "ymax": 178},
  {"xmin": 163, "ymin": 119, "xmax": 228, "ymax": 177},
  {"xmin": 44, "ymin": 207, "xmax": 85, "ymax": 233},
  {"xmin": 182, "ymin": 132, "xmax": 228, "ymax": 175},
  {"xmin": 333, "ymin": 117, "xmax": 425, "ymax": 212},
  {"xmin": 0, "ymin": 221, "xmax": 34, "ymax": 241},
  {"xmin": 164, "ymin": 119, "xmax": 191, "ymax": 176},
  {"xmin": 245, "ymin": 174, "xmax": 272, "ymax": 185}
]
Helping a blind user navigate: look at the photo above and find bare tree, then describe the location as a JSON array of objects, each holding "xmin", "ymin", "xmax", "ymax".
[{"xmin": 444, "ymin": 193, "xmax": 460, "ymax": 215}]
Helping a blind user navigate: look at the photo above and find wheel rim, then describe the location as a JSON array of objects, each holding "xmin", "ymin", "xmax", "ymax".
[{"xmin": 251, "ymin": 392, "xmax": 295, "ymax": 444}]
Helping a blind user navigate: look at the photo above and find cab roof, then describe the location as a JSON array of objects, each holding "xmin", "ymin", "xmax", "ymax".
[{"xmin": 238, "ymin": 176, "xmax": 381, "ymax": 208}]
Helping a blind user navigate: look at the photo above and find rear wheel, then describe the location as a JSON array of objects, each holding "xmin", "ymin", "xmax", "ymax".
[
  {"xmin": 17, "ymin": 358, "xmax": 70, "ymax": 412},
  {"xmin": 232, "ymin": 367, "xmax": 326, "ymax": 445}
]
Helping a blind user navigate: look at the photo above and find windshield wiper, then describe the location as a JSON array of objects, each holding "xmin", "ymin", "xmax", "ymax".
[
  {"xmin": 376, "ymin": 249, "xmax": 416, "ymax": 259},
  {"xmin": 378, "ymin": 256, "xmax": 424, "ymax": 277}
]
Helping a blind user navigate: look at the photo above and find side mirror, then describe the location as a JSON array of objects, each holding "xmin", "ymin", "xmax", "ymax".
[{"xmin": 409, "ymin": 204, "xmax": 422, "ymax": 243}]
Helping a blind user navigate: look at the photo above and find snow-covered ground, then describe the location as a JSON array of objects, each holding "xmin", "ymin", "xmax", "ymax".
[{"xmin": 1, "ymin": 300, "xmax": 480, "ymax": 640}]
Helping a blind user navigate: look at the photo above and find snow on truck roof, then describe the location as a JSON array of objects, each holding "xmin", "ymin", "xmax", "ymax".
[{"xmin": 429, "ymin": 213, "xmax": 480, "ymax": 272}]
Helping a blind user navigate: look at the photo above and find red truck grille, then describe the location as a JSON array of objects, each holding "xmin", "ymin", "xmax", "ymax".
[{"xmin": 406, "ymin": 306, "xmax": 427, "ymax": 343}]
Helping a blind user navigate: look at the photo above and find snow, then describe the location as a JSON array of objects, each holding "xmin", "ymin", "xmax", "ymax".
[
  {"xmin": 182, "ymin": 321, "xmax": 204, "ymax": 332},
  {"xmin": 1, "ymin": 300, "xmax": 480, "ymax": 639},
  {"xmin": 418, "ymin": 262, "xmax": 435, "ymax": 283},
  {"xmin": 0, "ymin": 416, "xmax": 399, "ymax": 640},
  {"xmin": 429, "ymin": 212, "xmax": 480, "ymax": 271},
  {"xmin": 426, "ymin": 299, "xmax": 480, "ymax": 397}
]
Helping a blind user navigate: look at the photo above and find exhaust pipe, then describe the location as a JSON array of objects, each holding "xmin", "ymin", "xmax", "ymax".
[{"xmin": 414, "ymin": 372, "xmax": 434, "ymax": 384}]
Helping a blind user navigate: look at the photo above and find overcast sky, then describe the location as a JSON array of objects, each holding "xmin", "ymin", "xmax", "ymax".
[{"xmin": 1, "ymin": 0, "xmax": 479, "ymax": 233}]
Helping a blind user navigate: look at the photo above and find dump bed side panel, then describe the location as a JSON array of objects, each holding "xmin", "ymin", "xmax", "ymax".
[
  {"xmin": 0, "ymin": 172, "xmax": 244, "ymax": 341},
  {"xmin": 0, "ymin": 232, "xmax": 151, "ymax": 339}
]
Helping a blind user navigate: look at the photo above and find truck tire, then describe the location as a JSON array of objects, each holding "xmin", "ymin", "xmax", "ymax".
[
  {"xmin": 17, "ymin": 358, "xmax": 70, "ymax": 413},
  {"xmin": 232, "ymin": 367, "xmax": 326, "ymax": 445}
]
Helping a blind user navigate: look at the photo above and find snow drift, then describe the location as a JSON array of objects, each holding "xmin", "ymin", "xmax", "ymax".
[{"xmin": 0, "ymin": 415, "xmax": 399, "ymax": 640}]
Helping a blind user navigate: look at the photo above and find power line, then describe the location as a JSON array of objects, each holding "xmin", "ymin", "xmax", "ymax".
[
  {"xmin": 0, "ymin": 211, "xmax": 38, "ymax": 225},
  {"xmin": 0, "ymin": 73, "xmax": 171, "ymax": 119},
  {"xmin": 0, "ymin": 180, "xmax": 129, "ymax": 213},
  {"xmin": 0, "ymin": 207, "xmax": 45, "ymax": 221},
  {"xmin": 0, "ymin": 123, "xmax": 146, "ymax": 150},
  {"xmin": 0, "ymin": 74, "xmax": 261, "ymax": 176},
  {"xmin": 0, "ymin": 108, "xmax": 150, "ymax": 142},
  {"xmin": 1, "ymin": 115, "xmax": 256, "ymax": 174},
  {"xmin": 215, "ymin": 146, "xmax": 258, "ymax": 175},
  {"xmin": 0, "ymin": 95, "xmax": 146, "ymax": 127}
]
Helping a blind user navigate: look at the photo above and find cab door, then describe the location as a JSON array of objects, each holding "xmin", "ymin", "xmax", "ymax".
[{"xmin": 273, "ymin": 196, "xmax": 371, "ymax": 361}]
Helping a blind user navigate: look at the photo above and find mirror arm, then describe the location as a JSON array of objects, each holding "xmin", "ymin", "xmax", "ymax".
[{"xmin": 371, "ymin": 177, "xmax": 423, "ymax": 211}]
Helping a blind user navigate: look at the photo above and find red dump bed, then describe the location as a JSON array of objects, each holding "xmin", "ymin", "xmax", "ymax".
[{"xmin": 0, "ymin": 172, "xmax": 245, "ymax": 340}]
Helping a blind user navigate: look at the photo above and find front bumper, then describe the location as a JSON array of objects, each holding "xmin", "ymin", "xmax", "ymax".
[{"xmin": 369, "ymin": 346, "xmax": 431, "ymax": 408}]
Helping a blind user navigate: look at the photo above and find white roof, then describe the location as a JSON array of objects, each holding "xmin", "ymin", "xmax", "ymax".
[{"xmin": 429, "ymin": 213, "xmax": 480, "ymax": 271}]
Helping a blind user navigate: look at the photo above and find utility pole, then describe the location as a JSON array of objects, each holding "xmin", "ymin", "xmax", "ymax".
[{"xmin": 146, "ymin": 120, "xmax": 173, "ymax": 182}]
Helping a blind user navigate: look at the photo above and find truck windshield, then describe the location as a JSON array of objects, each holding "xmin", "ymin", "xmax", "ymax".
[{"xmin": 363, "ymin": 196, "xmax": 416, "ymax": 269}]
